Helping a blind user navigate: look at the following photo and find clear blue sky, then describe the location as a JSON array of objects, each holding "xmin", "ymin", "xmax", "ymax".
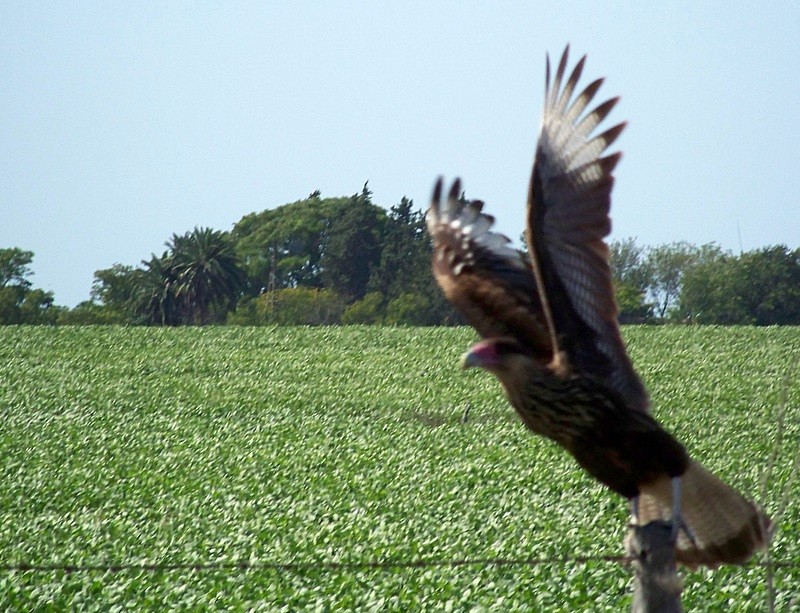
[{"xmin": 2, "ymin": 2, "xmax": 799, "ymax": 307}]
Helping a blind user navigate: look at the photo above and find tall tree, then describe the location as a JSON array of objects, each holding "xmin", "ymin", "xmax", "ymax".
[
  {"xmin": 0, "ymin": 286, "xmax": 26, "ymax": 324},
  {"xmin": 168, "ymin": 227, "xmax": 247, "ymax": 325},
  {"xmin": 680, "ymin": 245, "xmax": 800, "ymax": 325},
  {"xmin": 647, "ymin": 242, "xmax": 722, "ymax": 319},
  {"xmin": 320, "ymin": 184, "xmax": 385, "ymax": 301},
  {"xmin": 18, "ymin": 289, "xmax": 58, "ymax": 324},
  {"xmin": 0, "ymin": 248, "xmax": 34, "ymax": 289},
  {"xmin": 232, "ymin": 192, "xmax": 353, "ymax": 293},
  {"xmin": 91, "ymin": 264, "xmax": 142, "ymax": 321},
  {"xmin": 0, "ymin": 249, "xmax": 58, "ymax": 324},
  {"xmin": 609, "ymin": 238, "xmax": 651, "ymax": 292},
  {"xmin": 367, "ymin": 196, "xmax": 457, "ymax": 324},
  {"xmin": 609, "ymin": 238, "xmax": 653, "ymax": 322},
  {"xmin": 138, "ymin": 252, "xmax": 181, "ymax": 326},
  {"xmin": 739, "ymin": 246, "xmax": 800, "ymax": 325},
  {"xmin": 368, "ymin": 197, "xmax": 426, "ymax": 298}
]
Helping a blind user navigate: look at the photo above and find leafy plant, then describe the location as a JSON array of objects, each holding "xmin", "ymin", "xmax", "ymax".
[{"xmin": 0, "ymin": 326, "xmax": 797, "ymax": 610}]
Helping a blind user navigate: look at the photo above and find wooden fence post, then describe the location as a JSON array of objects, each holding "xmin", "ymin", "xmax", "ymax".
[{"xmin": 626, "ymin": 520, "xmax": 683, "ymax": 612}]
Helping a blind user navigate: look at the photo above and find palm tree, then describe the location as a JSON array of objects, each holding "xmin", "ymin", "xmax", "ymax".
[
  {"xmin": 137, "ymin": 252, "xmax": 181, "ymax": 325},
  {"xmin": 168, "ymin": 227, "xmax": 247, "ymax": 325}
]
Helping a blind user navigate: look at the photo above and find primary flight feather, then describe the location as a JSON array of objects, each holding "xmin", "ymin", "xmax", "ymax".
[{"xmin": 426, "ymin": 46, "xmax": 771, "ymax": 567}]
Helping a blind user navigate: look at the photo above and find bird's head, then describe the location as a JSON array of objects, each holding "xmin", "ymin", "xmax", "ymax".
[{"xmin": 461, "ymin": 337, "xmax": 534, "ymax": 377}]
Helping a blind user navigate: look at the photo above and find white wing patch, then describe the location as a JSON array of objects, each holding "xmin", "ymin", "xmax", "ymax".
[{"xmin": 427, "ymin": 178, "xmax": 524, "ymax": 275}]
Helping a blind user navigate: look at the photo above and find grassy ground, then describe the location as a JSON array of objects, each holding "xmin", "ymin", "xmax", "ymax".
[{"xmin": 1, "ymin": 325, "xmax": 798, "ymax": 610}]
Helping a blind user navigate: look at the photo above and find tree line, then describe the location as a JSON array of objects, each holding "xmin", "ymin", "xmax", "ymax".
[
  {"xmin": 610, "ymin": 239, "xmax": 800, "ymax": 325},
  {"xmin": 3, "ymin": 186, "xmax": 799, "ymax": 326}
]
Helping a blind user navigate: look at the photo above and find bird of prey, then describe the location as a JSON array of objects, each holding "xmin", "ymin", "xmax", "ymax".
[{"xmin": 426, "ymin": 46, "xmax": 771, "ymax": 567}]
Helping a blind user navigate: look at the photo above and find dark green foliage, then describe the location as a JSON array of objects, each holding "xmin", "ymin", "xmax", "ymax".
[
  {"xmin": 16, "ymin": 288, "xmax": 60, "ymax": 324},
  {"xmin": 320, "ymin": 185, "xmax": 385, "ymax": 301},
  {"xmin": 608, "ymin": 239, "xmax": 800, "ymax": 325},
  {"xmin": 57, "ymin": 300, "xmax": 129, "ymax": 325},
  {"xmin": 12, "ymin": 186, "xmax": 796, "ymax": 327},
  {"xmin": 137, "ymin": 251, "xmax": 183, "ymax": 325},
  {"xmin": 168, "ymin": 227, "xmax": 247, "ymax": 325},
  {"xmin": 0, "ymin": 248, "xmax": 58, "ymax": 324},
  {"xmin": 613, "ymin": 281, "xmax": 653, "ymax": 324},
  {"xmin": 0, "ymin": 286, "xmax": 27, "ymax": 324},
  {"xmin": 129, "ymin": 228, "xmax": 246, "ymax": 326},
  {"xmin": 367, "ymin": 196, "xmax": 457, "ymax": 325},
  {"xmin": 232, "ymin": 192, "xmax": 353, "ymax": 292},
  {"xmin": 680, "ymin": 246, "xmax": 800, "ymax": 325},
  {"xmin": 224, "ymin": 295, "xmax": 259, "ymax": 325},
  {"xmin": 368, "ymin": 197, "xmax": 427, "ymax": 299},
  {"xmin": 610, "ymin": 238, "xmax": 654, "ymax": 322},
  {"xmin": 89, "ymin": 264, "xmax": 143, "ymax": 322},
  {"xmin": 228, "ymin": 288, "xmax": 346, "ymax": 325},
  {"xmin": 229, "ymin": 187, "xmax": 456, "ymax": 326},
  {"xmin": 0, "ymin": 287, "xmax": 60, "ymax": 325},
  {"xmin": 341, "ymin": 291, "xmax": 384, "ymax": 324},
  {"xmin": 0, "ymin": 247, "xmax": 34, "ymax": 289},
  {"xmin": 647, "ymin": 242, "xmax": 723, "ymax": 319},
  {"xmin": 86, "ymin": 230, "xmax": 246, "ymax": 326},
  {"xmin": 384, "ymin": 292, "xmax": 433, "ymax": 325}
]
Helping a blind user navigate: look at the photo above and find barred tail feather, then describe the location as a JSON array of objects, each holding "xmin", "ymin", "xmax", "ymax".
[{"xmin": 636, "ymin": 460, "xmax": 772, "ymax": 568}]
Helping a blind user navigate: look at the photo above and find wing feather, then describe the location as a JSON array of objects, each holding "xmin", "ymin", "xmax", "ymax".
[
  {"xmin": 527, "ymin": 47, "xmax": 649, "ymax": 412},
  {"xmin": 427, "ymin": 178, "xmax": 552, "ymax": 357}
]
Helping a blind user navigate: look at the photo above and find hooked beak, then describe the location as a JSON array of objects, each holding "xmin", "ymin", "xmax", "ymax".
[
  {"xmin": 461, "ymin": 350, "xmax": 481, "ymax": 369},
  {"xmin": 461, "ymin": 340, "xmax": 501, "ymax": 370}
]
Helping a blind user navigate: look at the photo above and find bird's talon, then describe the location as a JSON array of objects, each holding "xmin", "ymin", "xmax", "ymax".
[
  {"xmin": 669, "ymin": 476, "xmax": 698, "ymax": 548},
  {"xmin": 630, "ymin": 495, "xmax": 640, "ymax": 524},
  {"xmin": 672, "ymin": 515, "xmax": 698, "ymax": 548}
]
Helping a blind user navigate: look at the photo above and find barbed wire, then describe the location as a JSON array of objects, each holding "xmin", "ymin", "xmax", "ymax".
[
  {"xmin": 0, "ymin": 554, "xmax": 627, "ymax": 574},
  {"xmin": 2, "ymin": 554, "xmax": 798, "ymax": 575}
]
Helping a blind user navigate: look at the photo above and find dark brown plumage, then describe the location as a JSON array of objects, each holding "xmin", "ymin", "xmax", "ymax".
[{"xmin": 426, "ymin": 46, "xmax": 771, "ymax": 568}]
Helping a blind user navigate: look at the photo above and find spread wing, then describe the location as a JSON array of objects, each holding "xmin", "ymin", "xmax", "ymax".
[
  {"xmin": 526, "ymin": 45, "xmax": 649, "ymax": 411},
  {"xmin": 426, "ymin": 178, "xmax": 552, "ymax": 360}
]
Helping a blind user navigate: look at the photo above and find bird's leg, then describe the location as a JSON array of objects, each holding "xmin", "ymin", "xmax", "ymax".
[
  {"xmin": 631, "ymin": 479, "xmax": 697, "ymax": 546},
  {"xmin": 670, "ymin": 476, "xmax": 697, "ymax": 546}
]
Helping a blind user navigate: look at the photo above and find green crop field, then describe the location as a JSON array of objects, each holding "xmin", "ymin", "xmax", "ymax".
[{"xmin": 1, "ymin": 326, "xmax": 799, "ymax": 611}]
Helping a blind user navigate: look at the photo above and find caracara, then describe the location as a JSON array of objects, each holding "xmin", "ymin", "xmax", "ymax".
[{"xmin": 426, "ymin": 46, "xmax": 771, "ymax": 567}]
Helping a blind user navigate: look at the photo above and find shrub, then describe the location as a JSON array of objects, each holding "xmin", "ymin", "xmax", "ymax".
[
  {"xmin": 256, "ymin": 288, "xmax": 345, "ymax": 325},
  {"xmin": 341, "ymin": 292, "xmax": 384, "ymax": 324},
  {"xmin": 384, "ymin": 292, "xmax": 432, "ymax": 325}
]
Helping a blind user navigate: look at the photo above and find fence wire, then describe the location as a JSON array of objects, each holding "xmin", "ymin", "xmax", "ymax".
[
  {"xmin": 2, "ymin": 554, "xmax": 798, "ymax": 575},
  {"xmin": 0, "ymin": 554, "xmax": 627, "ymax": 574}
]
